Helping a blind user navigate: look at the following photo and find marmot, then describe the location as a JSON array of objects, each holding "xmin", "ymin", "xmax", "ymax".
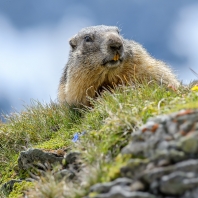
[{"xmin": 58, "ymin": 25, "xmax": 180, "ymax": 107}]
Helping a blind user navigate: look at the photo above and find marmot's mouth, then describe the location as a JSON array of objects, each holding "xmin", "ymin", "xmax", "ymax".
[
  {"xmin": 107, "ymin": 59, "xmax": 122, "ymax": 65},
  {"xmin": 102, "ymin": 55, "xmax": 123, "ymax": 67}
]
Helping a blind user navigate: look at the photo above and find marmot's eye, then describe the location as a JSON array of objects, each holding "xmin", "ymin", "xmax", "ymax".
[{"xmin": 84, "ymin": 36, "xmax": 93, "ymax": 42}]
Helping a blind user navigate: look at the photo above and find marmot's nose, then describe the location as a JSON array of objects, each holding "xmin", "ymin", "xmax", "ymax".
[
  {"xmin": 109, "ymin": 43, "xmax": 122, "ymax": 52},
  {"xmin": 108, "ymin": 37, "xmax": 123, "ymax": 54}
]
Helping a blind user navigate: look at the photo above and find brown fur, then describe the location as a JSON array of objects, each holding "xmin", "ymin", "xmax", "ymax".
[{"xmin": 58, "ymin": 25, "xmax": 180, "ymax": 107}]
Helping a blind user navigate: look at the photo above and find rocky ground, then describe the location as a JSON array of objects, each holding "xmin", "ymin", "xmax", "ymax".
[
  {"xmin": 2, "ymin": 108, "xmax": 198, "ymax": 198},
  {"xmin": 88, "ymin": 109, "xmax": 198, "ymax": 198}
]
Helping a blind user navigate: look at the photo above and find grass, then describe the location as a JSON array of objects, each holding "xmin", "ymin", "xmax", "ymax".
[{"xmin": 0, "ymin": 82, "xmax": 198, "ymax": 197}]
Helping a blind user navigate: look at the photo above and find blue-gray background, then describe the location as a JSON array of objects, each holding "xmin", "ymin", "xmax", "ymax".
[{"xmin": 0, "ymin": 0, "xmax": 198, "ymax": 120}]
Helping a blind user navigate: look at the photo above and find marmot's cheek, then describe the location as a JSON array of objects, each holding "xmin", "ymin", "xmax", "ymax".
[{"xmin": 100, "ymin": 43, "xmax": 109, "ymax": 55}]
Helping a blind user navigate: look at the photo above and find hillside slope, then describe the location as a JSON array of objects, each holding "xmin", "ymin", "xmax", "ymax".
[{"xmin": 0, "ymin": 83, "xmax": 198, "ymax": 198}]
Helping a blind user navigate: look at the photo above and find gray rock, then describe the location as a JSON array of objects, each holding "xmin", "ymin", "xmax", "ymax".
[
  {"xmin": 18, "ymin": 148, "xmax": 63, "ymax": 171},
  {"xmin": 195, "ymin": 123, "xmax": 198, "ymax": 130},
  {"xmin": 54, "ymin": 169, "xmax": 76, "ymax": 180},
  {"xmin": 160, "ymin": 171, "xmax": 196, "ymax": 195},
  {"xmin": 181, "ymin": 187, "xmax": 198, "ymax": 198},
  {"xmin": 122, "ymin": 141, "xmax": 146, "ymax": 155},
  {"xmin": 152, "ymin": 149, "xmax": 186, "ymax": 164},
  {"xmin": 92, "ymin": 185, "xmax": 156, "ymax": 198},
  {"xmin": 148, "ymin": 114, "xmax": 170, "ymax": 125},
  {"xmin": 65, "ymin": 152, "xmax": 81, "ymax": 165},
  {"xmin": 179, "ymin": 121, "xmax": 195, "ymax": 134},
  {"xmin": 141, "ymin": 164, "xmax": 174, "ymax": 183},
  {"xmin": 130, "ymin": 180, "xmax": 145, "ymax": 191},
  {"xmin": 175, "ymin": 159, "xmax": 198, "ymax": 173},
  {"xmin": 166, "ymin": 120, "xmax": 178, "ymax": 135},
  {"xmin": 175, "ymin": 110, "xmax": 198, "ymax": 124},
  {"xmin": 141, "ymin": 159, "xmax": 198, "ymax": 184},
  {"xmin": 120, "ymin": 159, "xmax": 149, "ymax": 179},
  {"xmin": 63, "ymin": 152, "xmax": 82, "ymax": 176},
  {"xmin": 89, "ymin": 109, "xmax": 198, "ymax": 198},
  {"xmin": 1, "ymin": 179, "xmax": 22, "ymax": 195},
  {"xmin": 90, "ymin": 178, "xmax": 133, "ymax": 193},
  {"xmin": 179, "ymin": 131, "xmax": 198, "ymax": 154}
]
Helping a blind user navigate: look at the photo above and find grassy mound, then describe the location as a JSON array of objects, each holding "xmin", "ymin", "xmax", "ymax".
[{"xmin": 0, "ymin": 83, "xmax": 198, "ymax": 198}]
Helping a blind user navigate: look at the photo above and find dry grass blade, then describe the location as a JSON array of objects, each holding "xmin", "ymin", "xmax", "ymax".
[{"xmin": 189, "ymin": 67, "xmax": 198, "ymax": 78}]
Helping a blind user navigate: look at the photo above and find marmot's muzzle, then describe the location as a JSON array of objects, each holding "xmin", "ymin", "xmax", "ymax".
[{"xmin": 113, "ymin": 53, "xmax": 120, "ymax": 61}]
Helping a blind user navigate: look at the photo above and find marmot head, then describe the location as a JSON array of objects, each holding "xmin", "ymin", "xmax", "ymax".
[{"xmin": 69, "ymin": 25, "xmax": 126, "ymax": 69}]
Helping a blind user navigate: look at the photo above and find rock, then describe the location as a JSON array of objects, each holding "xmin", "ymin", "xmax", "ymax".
[
  {"xmin": 175, "ymin": 110, "xmax": 198, "ymax": 124},
  {"xmin": 141, "ymin": 164, "xmax": 174, "ymax": 184},
  {"xmin": 181, "ymin": 187, "xmax": 198, "ymax": 198},
  {"xmin": 90, "ymin": 109, "xmax": 198, "ymax": 198},
  {"xmin": 1, "ymin": 178, "xmax": 34, "ymax": 196},
  {"xmin": 179, "ymin": 121, "xmax": 195, "ymax": 134},
  {"xmin": 141, "ymin": 159, "xmax": 198, "ymax": 184},
  {"xmin": 130, "ymin": 180, "xmax": 145, "ymax": 191},
  {"xmin": 54, "ymin": 169, "xmax": 76, "ymax": 180},
  {"xmin": 165, "ymin": 120, "xmax": 178, "ymax": 135},
  {"xmin": 160, "ymin": 171, "xmax": 196, "ymax": 195},
  {"xmin": 120, "ymin": 159, "xmax": 149, "ymax": 179},
  {"xmin": 179, "ymin": 131, "xmax": 198, "ymax": 154},
  {"xmin": 1, "ymin": 179, "xmax": 22, "ymax": 195},
  {"xmin": 90, "ymin": 178, "xmax": 133, "ymax": 193},
  {"xmin": 63, "ymin": 152, "xmax": 82, "ymax": 176},
  {"xmin": 18, "ymin": 148, "xmax": 64, "ymax": 171},
  {"xmin": 152, "ymin": 149, "xmax": 186, "ymax": 164},
  {"xmin": 91, "ymin": 185, "xmax": 156, "ymax": 198},
  {"xmin": 16, "ymin": 149, "xmax": 83, "ymax": 184},
  {"xmin": 65, "ymin": 152, "xmax": 81, "ymax": 165}
]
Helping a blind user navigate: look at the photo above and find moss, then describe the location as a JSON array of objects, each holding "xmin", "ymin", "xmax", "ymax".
[
  {"xmin": 8, "ymin": 181, "xmax": 34, "ymax": 198},
  {"xmin": 0, "ymin": 154, "xmax": 18, "ymax": 184},
  {"xmin": 36, "ymin": 129, "xmax": 71, "ymax": 150},
  {"xmin": 102, "ymin": 154, "xmax": 131, "ymax": 182},
  {"xmin": 88, "ymin": 192, "xmax": 98, "ymax": 198}
]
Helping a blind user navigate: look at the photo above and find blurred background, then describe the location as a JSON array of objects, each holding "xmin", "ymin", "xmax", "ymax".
[{"xmin": 0, "ymin": 0, "xmax": 198, "ymax": 120}]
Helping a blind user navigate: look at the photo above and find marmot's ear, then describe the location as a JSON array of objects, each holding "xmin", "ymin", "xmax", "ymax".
[{"xmin": 69, "ymin": 36, "xmax": 77, "ymax": 50}]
